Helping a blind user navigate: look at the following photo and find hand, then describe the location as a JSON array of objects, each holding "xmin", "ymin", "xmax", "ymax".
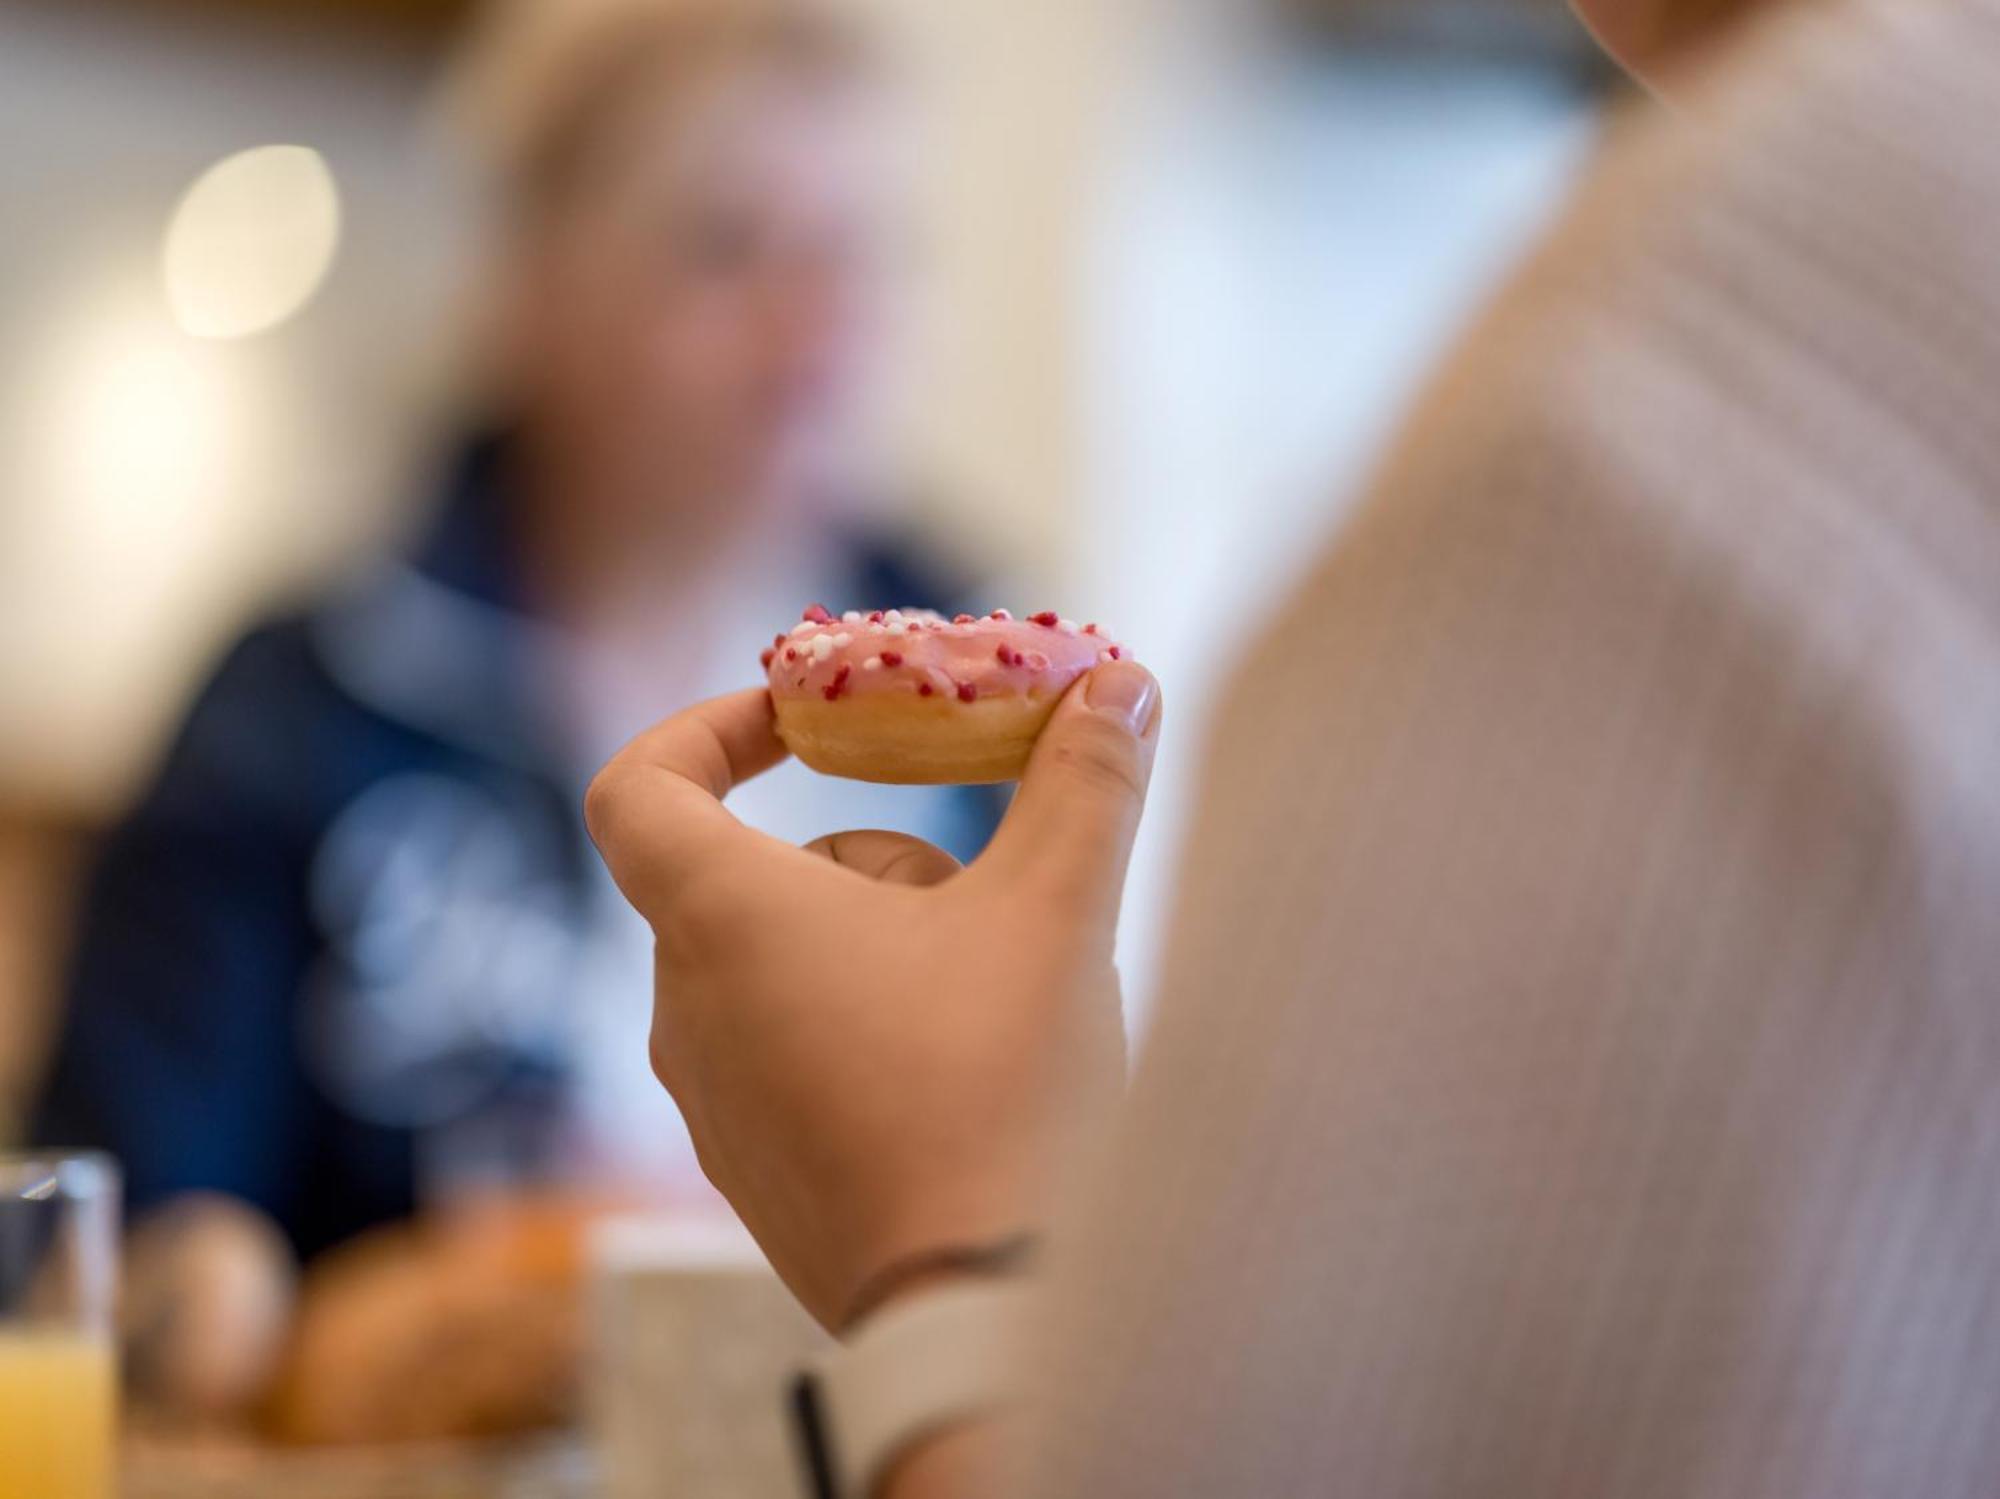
[{"xmin": 586, "ymin": 662, "xmax": 1162, "ymax": 1329}]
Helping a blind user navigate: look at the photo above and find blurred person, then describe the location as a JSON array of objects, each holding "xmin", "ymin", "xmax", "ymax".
[
  {"xmin": 30, "ymin": 0, "xmax": 999, "ymax": 1439},
  {"xmin": 586, "ymin": 0, "xmax": 2000, "ymax": 1494}
]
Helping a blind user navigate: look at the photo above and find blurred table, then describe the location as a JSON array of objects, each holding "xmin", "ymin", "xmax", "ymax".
[{"xmin": 122, "ymin": 1434, "xmax": 599, "ymax": 1499}]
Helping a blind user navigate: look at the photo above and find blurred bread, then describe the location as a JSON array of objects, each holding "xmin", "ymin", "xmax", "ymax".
[
  {"xmin": 122, "ymin": 1194, "xmax": 298, "ymax": 1428},
  {"xmin": 263, "ymin": 1198, "xmax": 593, "ymax": 1445}
]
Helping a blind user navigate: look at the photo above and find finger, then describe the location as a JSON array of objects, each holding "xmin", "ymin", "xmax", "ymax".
[
  {"xmin": 802, "ymin": 830, "xmax": 963, "ymax": 887},
  {"xmin": 603, "ymin": 687, "xmax": 790, "ymax": 799},
  {"xmin": 975, "ymin": 661, "xmax": 1162, "ymax": 923},
  {"xmin": 584, "ymin": 688, "xmax": 792, "ymax": 902}
]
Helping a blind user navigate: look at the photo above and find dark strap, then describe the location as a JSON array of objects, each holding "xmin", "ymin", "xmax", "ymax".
[{"xmin": 838, "ymin": 1232, "xmax": 1041, "ymax": 1336}]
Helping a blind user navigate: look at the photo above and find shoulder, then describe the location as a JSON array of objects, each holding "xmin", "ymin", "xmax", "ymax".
[
  {"xmin": 1448, "ymin": 0, "xmax": 2000, "ymax": 559},
  {"xmin": 1207, "ymin": 0, "xmax": 2000, "ymax": 862},
  {"xmin": 188, "ymin": 614, "xmax": 326, "ymax": 713},
  {"xmin": 160, "ymin": 617, "xmax": 333, "ymax": 787},
  {"xmin": 141, "ymin": 605, "xmax": 420, "ymax": 838},
  {"xmin": 1244, "ymin": 0, "xmax": 2000, "ymax": 726}
]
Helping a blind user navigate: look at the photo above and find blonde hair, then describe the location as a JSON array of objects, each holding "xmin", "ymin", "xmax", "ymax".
[{"xmin": 447, "ymin": 0, "xmax": 876, "ymax": 217}]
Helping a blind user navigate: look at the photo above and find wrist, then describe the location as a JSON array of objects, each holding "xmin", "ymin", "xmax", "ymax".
[
  {"xmin": 840, "ymin": 1233, "xmax": 1040, "ymax": 1337},
  {"xmin": 793, "ymin": 1264, "xmax": 1039, "ymax": 1499}
]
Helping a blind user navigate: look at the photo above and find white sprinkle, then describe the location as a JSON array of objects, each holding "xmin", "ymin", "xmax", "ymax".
[
  {"xmin": 1096, "ymin": 623, "xmax": 1117, "ymax": 641},
  {"xmin": 863, "ymin": 657, "xmax": 883, "ymax": 672},
  {"xmin": 1058, "ymin": 618, "xmax": 1078, "ymax": 635},
  {"xmin": 884, "ymin": 609, "xmax": 904, "ymax": 623},
  {"xmin": 832, "ymin": 632, "xmax": 853, "ymax": 648},
  {"xmin": 810, "ymin": 635, "xmax": 835, "ymax": 661},
  {"xmin": 887, "ymin": 620, "xmax": 909, "ymax": 636},
  {"xmin": 1099, "ymin": 650, "xmax": 1116, "ymax": 664},
  {"xmin": 868, "ymin": 622, "xmax": 888, "ymax": 634},
  {"xmin": 842, "ymin": 611, "xmax": 862, "ymax": 624},
  {"xmin": 790, "ymin": 622, "xmax": 817, "ymax": 638}
]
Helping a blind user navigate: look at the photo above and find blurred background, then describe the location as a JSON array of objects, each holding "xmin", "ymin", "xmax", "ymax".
[{"xmin": 0, "ymin": 0, "xmax": 1604, "ymax": 1483}]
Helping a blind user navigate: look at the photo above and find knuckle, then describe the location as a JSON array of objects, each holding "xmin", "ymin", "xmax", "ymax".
[
  {"xmin": 647, "ymin": 1019, "xmax": 703, "ymax": 1136},
  {"xmin": 1047, "ymin": 722, "xmax": 1146, "ymax": 801},
  {"xmin": 688, "ymin": 1131, "xmax": 728, "ymax": 1196},
  {"xmin": 646, "ymin": 1027, "xmax": 678, "ymax": 1092},
  {"xmin": 582, "ymin": 764, "xmax": 635, "ymax": 847},
  {"xmin": 657, "ymin": 867, "xmax": 758, "ymax": 959}
]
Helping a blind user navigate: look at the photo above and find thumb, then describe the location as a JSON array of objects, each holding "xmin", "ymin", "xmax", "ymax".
[{"xmin": 976, "ymin": 660, "xmax": 1162, "ymax": 924}]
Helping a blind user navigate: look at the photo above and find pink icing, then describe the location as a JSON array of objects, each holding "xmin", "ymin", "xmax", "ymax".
[{"xmin": 764, "ymin": 606, "xmax": 1125, "ymax": 704}]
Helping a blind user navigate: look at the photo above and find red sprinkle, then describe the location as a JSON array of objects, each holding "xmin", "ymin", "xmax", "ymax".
[
  {"xmin": 773, "ymin": 633, "xmax": 788, "ymax": 648},
  {"xmin": 823, "ymin": 664, "xmax": 852, "ymax": 702},
  {"xmin": 995, "ymin": 645, "xmax": 1017, "ymax": 666},
  {"xmin": 1108, "ymin": 645, "xmax": 1123, "ymax": 660},
  {"xmin": 760, "ymin": 648, "xmax": 776, "ymax": 669},
  {"xmin": 802, "ymin": 604, "xmax": 834, "ymax": 624},
  {"xmin": 785, "ymin": 647, "xmax": 799, "ymax": 662},
  {"xmin": 867, "ymin": 610, "xmax": 885, "ymax": 624},
  {"xmin": 880, "ymin": 651, "xmax": 904, "ymax": 667},
  {"xmin": 954, "ymin": 613, "xmax": 975, "ymax": 625},
  {"xmin": 1029, "ymin": 611, "xmax": 1060, "ymax": 628},
  {"xmin": 918, "ymin": 682, "xmax": 935, "ymax": 697},
  {"xmin": 1083, "ymin": 623, "xmax": 1099, "ymax": 635},
  {"xmin": 956, "ymin": 682, "xmax": 978, "ymax": 703},
  {"xmin": 988, "ymin": 609, "xmax": 1012, "ymax": 621}
]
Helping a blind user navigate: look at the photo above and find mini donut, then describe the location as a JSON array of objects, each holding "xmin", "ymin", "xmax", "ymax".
[{"xmin": 762, "ymin": 605, "xmax": 1131, "ymax": 784}]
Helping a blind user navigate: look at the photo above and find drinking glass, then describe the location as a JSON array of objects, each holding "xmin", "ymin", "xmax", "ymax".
[{"xmin": 0, "ymin": 1152, "xmax": 118, "ymax": 1499}]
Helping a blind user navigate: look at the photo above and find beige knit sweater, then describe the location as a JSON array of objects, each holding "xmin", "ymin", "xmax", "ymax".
[{"xmin": 1021, "ymin": 1, "xmax": 2000, "ymax": 1493}]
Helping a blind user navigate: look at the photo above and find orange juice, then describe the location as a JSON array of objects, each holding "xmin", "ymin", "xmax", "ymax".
[{"xmin": 0, "ymin": 1330, "xmax": 115, "ymax": 1499}]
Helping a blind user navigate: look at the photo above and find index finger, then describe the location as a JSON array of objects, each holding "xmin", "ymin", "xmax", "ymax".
[{"xmin": 584, "ymin": 688, "xmax": 791, "ymax": 902}]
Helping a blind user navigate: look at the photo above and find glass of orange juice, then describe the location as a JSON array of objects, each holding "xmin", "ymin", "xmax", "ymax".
[{"xmin": 0, "ymin": 1153, "xmax": 118, "ymax": 1499}]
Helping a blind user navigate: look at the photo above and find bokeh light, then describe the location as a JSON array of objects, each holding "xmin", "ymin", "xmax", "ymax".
[{"xmin": 161, "ymin": 144, "xmax": 341, "ymax": 340}]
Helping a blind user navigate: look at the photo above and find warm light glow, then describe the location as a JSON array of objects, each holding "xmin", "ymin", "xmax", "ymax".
[
  {"xmin": 0, "ymin": 294, "xmax": 268, "ymax": 810},
  {"xmin": 68, "ymin": 343, "xmax": 225, "ymax": 528},
  {"xmin": 162, "ymin": 144, "xmax": 341, "ymax": 339}
]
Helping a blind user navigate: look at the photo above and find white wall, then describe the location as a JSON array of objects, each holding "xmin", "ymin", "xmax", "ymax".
[
  {"xmin": 847, "ymin": 0, "xmax": 1138, "ymax": 578},
  {"xmin": 1083, "ymin": 44, "xmax": 1597, "ymax": 1003}
]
